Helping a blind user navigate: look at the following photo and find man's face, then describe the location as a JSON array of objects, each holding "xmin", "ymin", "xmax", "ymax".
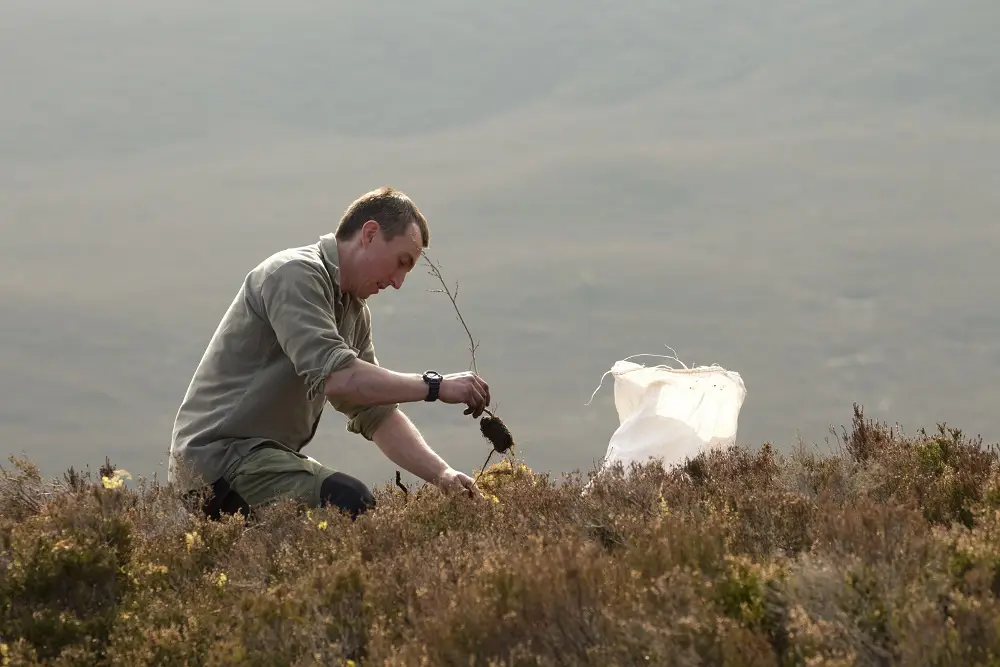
[{"xmin": 356, "ymin": 220, "xmax": 422, "ymax": 299}]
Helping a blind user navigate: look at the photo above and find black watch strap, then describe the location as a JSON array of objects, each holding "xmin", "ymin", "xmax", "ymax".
[{"xmin": 423, "ymin": 371, "xmax": 442, "ymax": 402}]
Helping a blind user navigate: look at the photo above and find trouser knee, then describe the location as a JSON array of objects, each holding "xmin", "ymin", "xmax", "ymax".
[
  {"xmin": 195, "ymin": 478, "xmax": 252, "ymax": 521},
  {"xmin": 319, "ymin": 472, "xmax": 375, "ymax": 519}
]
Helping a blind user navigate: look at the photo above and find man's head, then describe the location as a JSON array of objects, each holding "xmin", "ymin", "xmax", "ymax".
[{"xmin": 335, "ymin": 186, "xmax": 430, "ymax": 300}]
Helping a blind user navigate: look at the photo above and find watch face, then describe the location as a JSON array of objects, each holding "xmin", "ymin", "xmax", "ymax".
[{"xmin": 425, "ymin": 371, "xmax": 442, "ymax": 380}]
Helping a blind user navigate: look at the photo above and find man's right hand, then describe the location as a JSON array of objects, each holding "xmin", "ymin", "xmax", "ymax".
[{"xmin": 438, "ymin": 371, "xmax": 490, "ymax": 418}]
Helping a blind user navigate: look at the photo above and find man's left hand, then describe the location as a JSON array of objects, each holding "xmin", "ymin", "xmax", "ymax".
[{"xmin": 435, "ymin": 467, "xmax": 484, "ymax": 500}]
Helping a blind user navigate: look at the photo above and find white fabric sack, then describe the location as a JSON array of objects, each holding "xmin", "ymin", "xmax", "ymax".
[{"xmin": 589, "ymin": 355, "xmax": 747, "ymax": 476}]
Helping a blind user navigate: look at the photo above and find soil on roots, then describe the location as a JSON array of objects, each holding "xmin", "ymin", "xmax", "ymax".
[{"xmin": 480, "ymin": 414, "xmax": 515, "ymax": 454}]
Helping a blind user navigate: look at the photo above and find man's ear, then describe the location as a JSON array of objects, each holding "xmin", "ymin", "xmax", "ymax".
[{"xmin": 361, "ymin": 220, "xmax": 379, "ymax": 247}]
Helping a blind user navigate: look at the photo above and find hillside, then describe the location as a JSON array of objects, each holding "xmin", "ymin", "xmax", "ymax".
[
  {"xmin": 3, "ymin": 405, "xmax": 1000, "ymax": 666},
  {"xmin": 2, "ymin": 0, "xmax": 999, "ymax": 485}
]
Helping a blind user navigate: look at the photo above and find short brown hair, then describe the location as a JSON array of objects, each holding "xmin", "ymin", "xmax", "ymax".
[{"xmin": 335, "ymin": 186, "xmax": 429, "ymax": 247}]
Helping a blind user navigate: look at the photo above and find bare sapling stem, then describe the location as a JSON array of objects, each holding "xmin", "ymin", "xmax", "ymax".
[
  {"xmin": 424, "ymin": 255, "xmax": 480, "ymax": 375},
  {"xmin": 422, "ymin": 253, "xmax": 516, "ymax": 471}
]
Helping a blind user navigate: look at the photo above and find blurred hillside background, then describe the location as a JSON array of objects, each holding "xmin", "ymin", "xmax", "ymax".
[{"xmin": 1, "ymin": 0, "xmax": 998, "ymax": 486}]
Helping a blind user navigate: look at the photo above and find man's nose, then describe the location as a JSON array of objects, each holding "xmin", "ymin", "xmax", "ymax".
[{"xmin": 391, "ymin": 272, "xmax": 404, "ymax": 289}]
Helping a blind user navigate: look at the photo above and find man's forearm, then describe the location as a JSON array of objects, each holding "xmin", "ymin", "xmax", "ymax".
[
  {"xmin": 324, "ymin": 358, "xmax": 428, "ymax": 406},
  {"xmin": 370, "ymin": 409, "xmax": 450, "ymax": 483}
]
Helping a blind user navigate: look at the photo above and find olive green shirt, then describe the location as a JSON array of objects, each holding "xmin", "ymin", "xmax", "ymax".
[{"xmin": 168, "ymin": 233, "xmax": 397, "ymax": 493}]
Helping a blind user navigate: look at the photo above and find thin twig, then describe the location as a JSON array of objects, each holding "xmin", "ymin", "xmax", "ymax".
[
  {"xmin": 424, "ymin": 254, "xmax": 480, "ymax": 375},
  {"xmin": 474, "ymin": 449, "xmax": 495, "ymax": 486},
  {"xmin": 423, "ymin": 253, "xmax": 517, "ymax": 469}
]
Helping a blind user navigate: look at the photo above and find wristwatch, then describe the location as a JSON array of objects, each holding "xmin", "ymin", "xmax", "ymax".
[{"xmin": 422, "ymin": 370, "xmax": 443, "ymax": 402}]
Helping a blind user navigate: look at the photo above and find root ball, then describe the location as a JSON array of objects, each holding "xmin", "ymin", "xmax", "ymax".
[{"xmin": 480, "ymin": 415, "xmax": 515, "ymax": 454}]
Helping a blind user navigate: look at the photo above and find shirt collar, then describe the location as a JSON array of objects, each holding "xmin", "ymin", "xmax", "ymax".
[
  {"xmin": 318, "ymin": 232, "xmax": 341, "ymax": 282},
  {"xmin": 318, "ymin": 232, "xmax": 355, "ymax": 307}
]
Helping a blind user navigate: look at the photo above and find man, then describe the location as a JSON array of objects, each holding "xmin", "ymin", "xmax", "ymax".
[{"xmin": 168, "ymin": 186, "xmax": 490, "ymax": 519}]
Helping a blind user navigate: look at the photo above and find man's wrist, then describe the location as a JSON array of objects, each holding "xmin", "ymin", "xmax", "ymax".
[{"xmin": 421, "ymin": 370, "xmax": 443, "ymax": 402}]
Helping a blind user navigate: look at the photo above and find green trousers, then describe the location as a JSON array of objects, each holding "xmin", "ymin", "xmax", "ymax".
[{"xmin": 223, "ymin": 445, "xmax": 336, "ymax": 508}]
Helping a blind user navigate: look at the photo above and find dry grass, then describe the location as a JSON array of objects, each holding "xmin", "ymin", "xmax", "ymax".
[{"xmin": 3, "ymin": 404, "xmax": 1000, "ymax": 666}]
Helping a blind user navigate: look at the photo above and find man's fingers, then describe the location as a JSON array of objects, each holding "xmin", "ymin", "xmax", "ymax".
[
  {"xmin": 474, "ymin": 376, "xmax": 491, "ymax": 409},
  {"xmin": 476, "ymin": 385, "xmax": 487, "ymax": 417},
  {"xmin": 461, "ymin": 476, "xmax": 484, "ymax": 500},
  {"xmin": 463, "ymin": 384, "xmax": 483, "ymax": 415},
  {"xmin": 466, "ymin": 385, "xmax": 486, "ymax": 418},
  {"xmin": 449, "ymin": 375, "xmax": 489, "ymax": 417}
]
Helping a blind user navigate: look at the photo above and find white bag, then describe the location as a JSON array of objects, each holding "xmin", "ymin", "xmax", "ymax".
[{"xmin": 588, "ymin": 353, "xmax": 747, "ymax": 477}]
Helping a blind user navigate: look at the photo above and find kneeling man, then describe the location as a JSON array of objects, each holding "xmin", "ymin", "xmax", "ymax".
[{"xmin": 168, "ymin": 186, "xmax": 490, "ymax": 519}]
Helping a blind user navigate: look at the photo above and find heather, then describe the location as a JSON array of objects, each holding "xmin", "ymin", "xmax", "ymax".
[{"xmin": 3, "ymin": 405, "xmax": 1000, "ymax": 666}]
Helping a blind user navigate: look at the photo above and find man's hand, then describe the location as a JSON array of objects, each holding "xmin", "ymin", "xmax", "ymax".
[
  {"xmin": 438, "ymin": 372, "xmax": 491, "ymax": 418},
  {"xmin": 435, "ymin": 467, "xmax": 484, "ymax": 500}
]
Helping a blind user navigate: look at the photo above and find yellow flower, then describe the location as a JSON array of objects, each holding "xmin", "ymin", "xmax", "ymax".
[
  {"xmin": 101, "ymin": 469, "xmax": 131, "ymax": 489},
  {"xmin": 217, "ymin": 572, "xmax": 227, "ymax": 587},
  {"xmin": 185, "ymin": 531, "xmax": 200, "ymax": 551},
  {"xmin": 317, "ymin": 520, "xmax": 328, "ymax": 530}
]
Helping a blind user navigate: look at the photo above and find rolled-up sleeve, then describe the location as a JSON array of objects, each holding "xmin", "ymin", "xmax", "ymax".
[
  {"xmin": 333, "ymin": 306, "xmax": 398, "ymax": 440},
  {"xmin": 258, "ymin": 260, "xmax": 358, "ymax": 401}
]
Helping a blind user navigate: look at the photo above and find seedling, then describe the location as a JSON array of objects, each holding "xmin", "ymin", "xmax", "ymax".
[{"xmin": 423, "ymin": 254, "xmax": 519, "ymax": 486}]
